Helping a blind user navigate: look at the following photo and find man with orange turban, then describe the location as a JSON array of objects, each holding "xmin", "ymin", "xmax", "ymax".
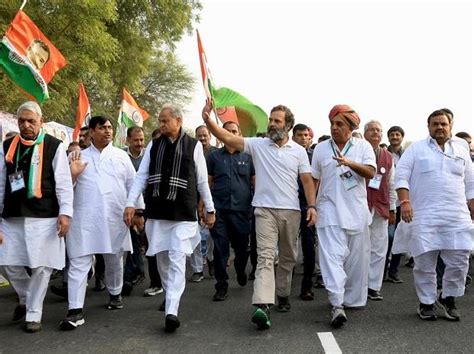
[{"xmin": 311, "ymin": 104, "xmax": 376, "ymax": 328}]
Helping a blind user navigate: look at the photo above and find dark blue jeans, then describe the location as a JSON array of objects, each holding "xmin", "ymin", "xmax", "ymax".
[
  {"xmin": 210, "ymin": 210, "xmax": 251, "ymax": 292},
  {"xmin": 385, "ymin": 206, "xmax": 402, "ymax": 275},
  {"xmin": 124, "ymin": 228, "xmax": 145, "ymax": 283},
  {"xmin": 300, "ymin": 209, "xmax": 316, "ymax": 293}
]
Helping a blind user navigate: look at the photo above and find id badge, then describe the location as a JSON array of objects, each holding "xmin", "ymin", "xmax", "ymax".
[
  {"xmin": 340, "ymin": 170, "xmax": 358, "ymax": 191},
  {"xmin": 9, "ymin": 171, "xmax": 25, "ymax": 192},
  {"xmin": 368, "ymin": 174, "xmax": 382, "ymax": 190}
]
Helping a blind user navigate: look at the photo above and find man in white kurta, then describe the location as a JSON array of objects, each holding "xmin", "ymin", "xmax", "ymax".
[
  {"xmin": 125, "ymin": 105, "xmax": 215, "ymax": 333},
  {"xmin": 363, "ymin": 121, "xmax": 396, "ymax": 301},
  {"xmin": 60, "ymin": 116, "xmax": 144, "ymax": 331},
  {"xmin": 0, "ymin": 102, "xmax": 73, "ymax": 333},
  {"xmin": 395, "ymin": 109, "xmax": 474, "ymax": 321},
  {"xmin": 311, "ymin": 105, "xmax": 376, "ymax": 328}
]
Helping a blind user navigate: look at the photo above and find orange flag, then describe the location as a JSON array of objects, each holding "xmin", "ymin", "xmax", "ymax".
[
  {"xmin": 0, "ymin": 10, "xmax": 67, "ymax": 102},
  {"xmin": 72, "ymin": 82, "xmax": 91, "ymax": 141}
]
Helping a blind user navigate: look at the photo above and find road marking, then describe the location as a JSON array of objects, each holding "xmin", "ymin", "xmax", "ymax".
[{"xmin": 318, "ymin": 332, "xmax": 342, "ymax": 354}]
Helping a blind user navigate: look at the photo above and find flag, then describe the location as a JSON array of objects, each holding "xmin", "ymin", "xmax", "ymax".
[
  {"xmin": 196, "ymin": 30, "xmax": 267, "ymax": 137},
  {"xmin": 212, "ymin": 87, "xmax": 268, "ymax": 137},
  {"xmin": 119, "ymin": 88, "xmax": 149, "ymax": 128},
  {"xmin": 72, "ymin": 82, "xmax": 91, "ymax": 141},
  {"xmin": 0, "ymin": 10, "xmax": 67, "ymax": 103},
  {"xmin": 197, "ymin": 29, "xmax": 213, "ymax": 100},
  {"xmin": 114, "ymin": 88, "xmax": 148, "ymax": 147}
]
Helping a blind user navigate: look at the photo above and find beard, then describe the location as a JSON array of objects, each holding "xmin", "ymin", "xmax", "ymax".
[{"xmin": 267, "ymin": 127, "xmax": 287, "ymax": 142}]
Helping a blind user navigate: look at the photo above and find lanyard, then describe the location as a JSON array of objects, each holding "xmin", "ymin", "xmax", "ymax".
[
  {"xmin": 15, "ymin": 144, "xmax": 32, "ymax": 172},
  {"xmin": 330, "ymin": 138, "xmax": 353, "ymax": 158},
  {"xmin": 427, "ymin": 139, "xmax": 464, "ymax": 164}
]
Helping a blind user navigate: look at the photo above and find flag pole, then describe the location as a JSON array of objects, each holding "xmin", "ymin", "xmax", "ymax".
[{"xmin": 19, "ymin": 0, "xmax": 27, "ymax": 11}]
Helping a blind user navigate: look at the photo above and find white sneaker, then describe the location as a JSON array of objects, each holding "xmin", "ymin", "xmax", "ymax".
[
  {"xmin": 143, "ymin": 286, "xmax": 163, "ymax": 297},
  {"xmin": 331, "ymin": 306, "xmax": 347, "ymax": 328}
]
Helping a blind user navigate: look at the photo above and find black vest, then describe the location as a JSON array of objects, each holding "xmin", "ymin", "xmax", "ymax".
[
  {"xmin": 2, "ymin": 134, "xmax": 61, "ymax": 218},
  {"xmin": 144, "ymin": 134, "xmax": 198, "ymax": 221}
]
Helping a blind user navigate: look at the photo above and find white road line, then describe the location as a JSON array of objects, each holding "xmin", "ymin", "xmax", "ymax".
[{"xmin": 318, "ymin": 332, "xmax": 342, "ymax": 354}]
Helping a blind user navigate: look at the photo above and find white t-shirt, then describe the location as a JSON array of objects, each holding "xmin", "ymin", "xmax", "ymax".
[
  {"xmin": 244, "ymin": 137, "xmax": 311, "ymax": 211},
  {"xmin": 311, "ymin": 138, "xmax": 376, "ymax": 231}
]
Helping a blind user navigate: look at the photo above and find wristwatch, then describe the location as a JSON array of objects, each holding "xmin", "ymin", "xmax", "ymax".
[
  {"xmin": 307, "ymin": 205, "xmax": 317, "ymax": 211},
  {"xmin": 207, "ymin": 210, "xmax": 215, "ymax": 214}
]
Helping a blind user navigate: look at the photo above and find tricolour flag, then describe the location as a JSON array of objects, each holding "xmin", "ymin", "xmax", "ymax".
[
  {"xmin": 72, "ymin": 82, "xmax": 91, "ymax": 141},
  {"xmin": 119, "ymin": 88, "xmax": 149, "ymax": 128},
  {"xmin": 196, "ymin": 30, "xmax": 267, "ymax": 137},
  {"xmin": 0, "ymin": 10, "xmax": 67, "ymax": 103},
  {"xmin": 114, "ymin": 88, "xmax": 148, "ymax": 147},
  {"xmin": 212, "ymin": 87, "xmax": 268, "ymax": 137}
]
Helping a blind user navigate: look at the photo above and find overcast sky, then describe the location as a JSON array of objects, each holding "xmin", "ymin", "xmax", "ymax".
[{"xmin": 176, "ymin": 0, "xmax": 473, "ymax": 144}]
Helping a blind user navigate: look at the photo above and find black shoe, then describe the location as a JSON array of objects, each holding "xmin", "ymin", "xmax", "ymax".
[
  {"xmin": 368, "ymin": 289, "xmax": 383, "ymax": 301},
  {"xmin": 24, "ymin": 321, "xmax": 42, "ymax": 333},
  {"xmin": 466, "ymin": 275, "xmax": 472, "ymax": 287},
  {"xmin": 132, "ymin": 274, "xmax": 145, "ymax": 285},
  {"xmin": 121, "ymin": 282, "xmax": 133, "ymax": 296},
  {"xmin": 314, "ymin": 275, "xmax": 325, "ymax": 289},
  {"xmin": 300, "ymin": 290, "xmax": 315, "ymax": 301},
  {"xmin": 165, "ymin": 315, "xmax": 180, "ymax": 333},
  {"xmin": 12, "ymin": 304, "xmax": 26, "ymax": 321},
  {"xmin": 417, "ymin": 303, "xmax": 437, "ymax": 321},
  {"xmin": 50, "ymin": 284, "xmax": 68, "ymax": 299},
  {"xmin": 159, "ymin": 299, "xmax": 166, "ymax": 312},
  {"xmin": 386, "ymin": 272, "xmax": 403, "ymax": 284},
  {"xmin": 213, "ymin": 289, "xmax": 228, "ymax": 301},
  {"xmin": 276, "ymin": 296, "xmax": 291, "ymax": 312},
  {"xmin": 94, "ymin": 278, "xmax": 106, "ymax": 292},
  {"xmin": 207, "ymin": 260, "xmax": 215, "ymax": 277},
  {"xmin": 237, "ymin": 272, "xmax": 248, "ymax": 287},
  {"xmin": 331, "ymin": 307, "xmax": 347, "ymax": 328},
  {"xmin": 405, "ymin": 257, "xmax": 414, "ymax": 268},
  {"xmin": 59, "ymin": 309, "xmax": 85, "ymax": 330},
  {"xmin": 248, "ymin": 269, "xmax": 256, "ymax": 281},
  {"xmin": 107, "ymin": 294, "xmax": 123, "ymax": 310},
  {"xmin": 436, "ymin": 295, "xmax": 460, "ymax": 321}
]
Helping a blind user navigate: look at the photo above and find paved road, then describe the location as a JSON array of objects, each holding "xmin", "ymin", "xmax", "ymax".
[{"xmin": 1, "ymin": 259, "xmax": 474, "ymax": 353}]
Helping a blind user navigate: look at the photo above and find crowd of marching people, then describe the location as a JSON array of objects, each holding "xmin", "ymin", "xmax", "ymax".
[{"xmin": 0, "ymin": 100, "xmax": 472, "ymax": 334}]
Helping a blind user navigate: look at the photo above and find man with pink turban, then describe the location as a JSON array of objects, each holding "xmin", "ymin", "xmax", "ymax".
[{"xmin": 311, "ymin": 104, "xmax": 376, "ymax": 328}]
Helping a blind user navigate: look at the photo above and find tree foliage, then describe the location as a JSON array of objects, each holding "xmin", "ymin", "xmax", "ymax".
[{"xmin": 0, "ymin": 0, "xmax": 201, "ymax": 132}]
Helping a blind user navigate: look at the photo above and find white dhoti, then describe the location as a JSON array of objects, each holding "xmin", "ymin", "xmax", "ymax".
[
  {"xmin": 146, "ymin": 219, "xmax": 199, "ymax": 317},
  {"xmin": 368, "ymin": 212, "xmax": 389, "ymax": 291},
  {"xmin": 0, "ymin": 217, "xmax": 65, "ymax": 323},
  {"xmin": 156, "ymin": 250, "xmax": 186, "ymax": 316},
  {"xmin": 317, "ymin": 225, "xmax": 370, "ymax": 307},
  {"xmin": 67, "ymin": 253, "xmax": 124, "ymax": 309},
  {"xmin": 0, "ymin": 217, "xmax": 65, "ymax": 269},
  {"xmin": 4, "ymin": 266, "xmax": 53, "ymax": 322},
  {"xmin": 414, "ymin": 249, "xmax": 470, "ymax": 304}
]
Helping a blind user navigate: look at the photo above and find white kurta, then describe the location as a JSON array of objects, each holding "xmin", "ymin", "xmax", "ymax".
[
  {"xmin": 0, "ymin": 141, "xmax": 73, "ymax": 269},
  {"xmin": 394, "ymin": 136, "xmax": 474, "ymax": 257},
  {"xmin": 127, "ymin": 139, "xmax": 214, "ymax": 255},
  {"xmin": 311, "ymin": 138, "xmax": 376, "ymax": 231},
  {"xmin": 67, "ymin": 143, "xmax": 144, "ymax": 258}
]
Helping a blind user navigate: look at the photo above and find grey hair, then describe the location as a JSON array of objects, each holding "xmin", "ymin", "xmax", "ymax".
[
  {"xmin": 161, "ymin": 103, "xmax": 183, "ymax": 119},
  {"xmin": 17, "ymin": 101, "xmax": 42, "ymax": 117},
  {"xmin": 364, "ymin": 119, "xmax": 383, "ymax": 132}
]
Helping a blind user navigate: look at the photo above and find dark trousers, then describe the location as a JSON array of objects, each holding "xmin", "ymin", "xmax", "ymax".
[
  {"xmin": 211, "ymin": 210, "xmax": 251, "ymax": 292},
  {"xmin": 250, "ymin": 212, "xmax": 258, "ymax": 270},
  {"xmin": 124, "ymin": 228, "xmax": 145, "ymax": 283},
  {"xmin": 95, "ymin": 254, "xmax": 105, "ymax": 281},
  {"xmin": 385, "ymin": 206, "xmax": 402, "ymax": 275},
  {"xmin": 147, "ymin": 255, "xmax": 162, "ymax": 288},
  {"xmin": 300, "ymin": 209, "xmax": 316, "ymax": 293}
]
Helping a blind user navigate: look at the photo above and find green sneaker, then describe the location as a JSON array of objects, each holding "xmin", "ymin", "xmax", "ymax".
[{"xmin": 251, "ymin": 306, "xmax": 271, "ymax": 330}]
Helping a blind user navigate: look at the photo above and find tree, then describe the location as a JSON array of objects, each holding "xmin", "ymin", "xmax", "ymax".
[{"xmin": 0, "ymin": 0, "xmax": 201, "ymax": 127}]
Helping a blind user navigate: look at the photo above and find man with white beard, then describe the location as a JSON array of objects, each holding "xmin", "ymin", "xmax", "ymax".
[{"xmin": 202, "ymin": 101, "xmax": 316, "ymax": 330}]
